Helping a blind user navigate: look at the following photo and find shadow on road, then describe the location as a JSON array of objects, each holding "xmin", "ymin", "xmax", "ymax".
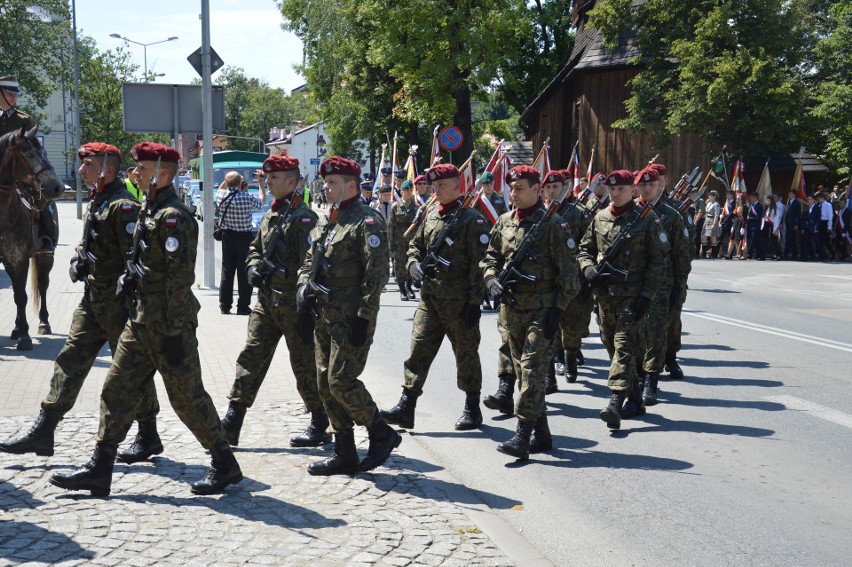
[
  {"xmin": 679, "ymin": 356, "xmax": 769, "ymax": 369},
  {"xmin": 661, "ymin": 391, "xmax": 786, "ymax": 411},
  {"xmin": 680, "ymin": 343, "xmax": 736, "ymax": 351},
  {"xmin": 616, "ymin": 413, "xmax": 776, "ymax": 438},
  {"xmin": 0, "ymin": 336, "xmax": 67, "ymax": 361}
]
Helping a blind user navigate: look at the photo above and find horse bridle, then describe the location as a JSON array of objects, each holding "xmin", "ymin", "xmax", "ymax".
[{"xmin": 6, "ymin": 138, "xmax": 53, "ymax": 197}]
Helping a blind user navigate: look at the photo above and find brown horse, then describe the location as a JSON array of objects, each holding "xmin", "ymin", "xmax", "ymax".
[{"xmin": 0, "ymin": 127, "xmax": 64, "ymax": 350}]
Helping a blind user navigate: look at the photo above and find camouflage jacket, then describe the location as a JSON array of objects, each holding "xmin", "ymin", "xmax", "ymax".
[
  {"xmin": 0, "ymin": 108, "xmax": 34, "ymax": 136},
  {"xmin": 388, "ymin": 198, "xmax": 418, "ymax": 247},
  {"xmin": 297, "ymin": 198, "xmax": 389, "ymax": 321},
  {"xmin": 80, "ymin": 179, "xmax": 140, "ymax": 297},
  {"xmin": 481, "ymin": 205, "xmax": 580, "ymax": 311},
  {"xmin": 578, "ymin": 203, "xmax": 666, "ymax": 301},
  {"xmin": 407, "ymin": 201, "xmax": 490, "ymax": 304},
  {"xmin": 130, "ymin": 185, "xmax": 201, "ymax": 333},
  {"xmin": 246, "ymin": 197, "xmax": 317, "ymax": 293},
  {"xmin": 556, "ymin": 200, "xmax": 586, "ymax": 255},
  {"xmin": 654, "ymin": 198, "xmax": 692, "ymax": 290},
  {"xmin": 485, "ymin": 191, "xmax": 508, "ymax": 220}
]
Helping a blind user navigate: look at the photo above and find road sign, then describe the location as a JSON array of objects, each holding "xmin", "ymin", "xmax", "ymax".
[
  {"xmin": 310, "ymin": 158, "xmax": 321, "ymax": 165},
  {"xmin": 439, "ymin": 126, "xmax": 463, "ymax": 152},
  {"xmin": 121, "ymin": 83, "xmax": 225, "ymax": 133},
  {"xmin": 187, "ymin": 46, "xmax": 224, "ymax": 77}
]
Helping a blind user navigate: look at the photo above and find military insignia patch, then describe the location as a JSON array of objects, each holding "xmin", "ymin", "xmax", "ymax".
[
  {"xmin": 476, "ymin": 219, "xmax": 484, "ymax": 225},
  {"xmin": 560, "ymin": 222, "xmax": 568, "ymax": 230},
  {"xmin": 165, "ymin": 217, "xmax": 178, "ymax": 228},
  {"xmin": 660, "ymin": 233, "xmax": 668, "ymax": 243},
  {"xmin": 567, "ymin": 238, "xmax": 576, "ymax": 249},
  {"xmin": 301, "ymin": 217, "xmax": 312, "ymax": 224},
  {"xmin": 307, "ymin": 235, "xmax": 312, "ymax": 245},
  {"xmin": 368, "ymin": 234, "xmax": 381, "ymax": 248},
  {"xmin": 479, "ymin": 234, "xmax": 489, "ymax": 245},
  {"xmin": 688, "ymin": 216, "xmax": 694, "ymax": 224},
  {"xmin": 610, "ymin": 176, "xmax": 616, "ymax": 184},
  {"xmin": 683, "ymin": 227, "xmax": 689, "ymax": 238},
  {"xmin": 324, "ymin": 162, "xmax": 332, "ymax": 173},
  {"xmin": 365, "ymin": 217, "xmax": 376, "ymax": 225},
  {"xmin": 165, "ymin": 236, "xmax": 179, "ymax": 252},
  {"xmin": 126, "ymin": 222, "xmax": 135, "ymax": 235},
  {"xmin": 121, "ymin": 203, "xmax": 134, "ymax": 212}
]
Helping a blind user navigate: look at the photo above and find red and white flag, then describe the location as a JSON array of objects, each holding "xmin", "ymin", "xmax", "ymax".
[
  {"xmin": 476, "ymin": 193, "xmax": 499, "ymax": 224},
  {"xmin": 532, "ymin": 142, "xmax": 550, "ymax": 181}
]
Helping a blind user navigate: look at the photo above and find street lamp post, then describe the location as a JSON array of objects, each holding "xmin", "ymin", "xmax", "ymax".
[
  {"xmin": 315, "ymin": 134, "xmax": 326, "ymax": 179},
  {"xmin": 109, "ymin": 33, "xmax": 178, "ymax": 82}
]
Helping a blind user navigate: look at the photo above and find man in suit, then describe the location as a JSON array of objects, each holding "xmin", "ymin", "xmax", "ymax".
[
  {"xmin": 783, "ymin": 190, "xmax": 802, "ymax": 260},
  {"xmin": 746, "ymin": 193, "xmax": 765, "ymax": 260}
]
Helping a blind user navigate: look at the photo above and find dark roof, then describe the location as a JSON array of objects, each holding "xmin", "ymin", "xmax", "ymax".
[
  {"xmin": 506, "ymin": 142, "xmax": 534, "ymax": 166},
  {"xmin": 744, "ymin": 151, "xmax": 830, "ymax": 174}
]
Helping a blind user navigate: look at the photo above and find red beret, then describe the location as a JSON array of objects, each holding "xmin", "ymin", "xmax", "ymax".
[
  {"xmin": 543, "ymin": 170, "xmax": 564, "ymax": 184},
  {"xmin": 634, "ymin": 167, "xmax": 660, "ymax": 184},
  {"xmin": 649, "ymin": 163, "xmax": 667, "ymax": 176},
  {"xmin": 604, "ymin": 169, "xmax": 636, "ymax": 186},
  {"xmin": 505, "ymin": 165, "xmax": 540, "ymax": 185},
  {"xmin": 320, "ymin": 156, "xmax": 360, "ymax": 178},
  {"xmin": 78, "ymin": 142, "xmax": 121, "ymax": 160},
  {"xmin": 426, "ymin": 163, "xmax": 460, "ymax": 183},
  {"xmin": 130, "ymin": 142, "xmax": 180, "ymax": 163},
  {"xmin": 263, "ymin": 155, "xmax": 299, "ymax": 172},
  {"xmin": 414, "ymin": 175, "xmax": 427, "ymax": 184}
]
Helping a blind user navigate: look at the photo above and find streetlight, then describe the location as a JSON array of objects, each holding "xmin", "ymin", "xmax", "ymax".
[
  {"xmin": 315, "ymin": 134, "xmax": 327, "ymax": 179},
  {"xmin": 109, "ymin": 33, "xmax": 178, "ymax": 82}
]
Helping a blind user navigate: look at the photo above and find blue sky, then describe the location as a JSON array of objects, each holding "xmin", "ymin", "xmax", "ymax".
[{"xmin": 75, "ymin": 0, "xmax": 304, "ymax": 91}]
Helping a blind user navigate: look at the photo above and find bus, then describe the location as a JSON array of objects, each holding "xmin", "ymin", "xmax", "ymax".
[{"xmin": 200, "ymin": 150, "xmax": 268, "ymax": 188}]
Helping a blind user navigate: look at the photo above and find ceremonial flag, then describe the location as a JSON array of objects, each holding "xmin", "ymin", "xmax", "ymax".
[
  {"xmin": 485, "ymin": 141, "xmax": 508, "ymax": 194},
  {"xmin": 532, "ymin": 139, "xmax": 550, "ymax": 181},
  {"xmin": 390, "ymin": 132, "xmax": 400, "ymax": 202},
  {"xmin": 476, "ymin": 193, "xmax": 499, "ymax": 224},
  {"xmin": 730, "ymin": 161, "xmax": 747, "ymax": 195},
  {"xmin": 571, "ymin": 145, "xmax": 582, "ymax": 193},
  {"xmin": 710, "ymin": 148, "xmax": 730, "ymax": 188},
  {"xmin": 406, "ymin": 149, "xmax": 418, "ymax": 181},
  {"xmin": 791, "ymin": 156, "xmax": 806, "ymax": 201},
  {"xmin": 756, "ymin": 161, "xmax": 772, "ymax": 202},
  {"xmin": 460, "ymin": 158, "xmax": 475, "ymax": 195},
  {"xmin": 415, "ymin": 193, "xmax": 426, "ymax": 206},
  {"xmin": 430, "ymin": 125, "xmax": 441, "ymax": 166},
  {"xmin": 585, "ymin": 147, "xmax": 595, "ymax": 184},
  {"xmin": 374, "ymin": 143, "xmax": 387, "ymax": 192}
]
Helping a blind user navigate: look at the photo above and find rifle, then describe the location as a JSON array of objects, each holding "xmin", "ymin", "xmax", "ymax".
[
  {"xmin": 117, "ymin": 157, "xmax": 159, "ymax": 300},
  {"xmin": 418, "ymin": 189, "xmax": 479, "ymax": 278},
  {"xmin": 495, "ymin": 183, "xmax": 572, "ymax": 306},
  {"xmin": 404, "ymin": 150, "xmax": 480, "ymax": 238},
  {"xmin": 670, "ymin": 166, "xmax": 702, "ymax": 202},
  {"xmin": 304, "ymin": 185, "xmax": 341, "ymax": 317},
  {"xmin": 71, "ymin": 157, "xmax": 109, "ymax": 283},
  {"xmin": 258, "ymin": 188, "xmax": 303, "ymax": 286}
]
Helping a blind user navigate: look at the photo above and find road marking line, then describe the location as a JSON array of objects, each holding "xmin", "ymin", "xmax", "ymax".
[
  {"xmin": 765, "ymin": 395, "xmax": 852, "ymax": 430},
  {"xmin": 683, "ymin": 310, "xmax": 852, "ymax": 354}
]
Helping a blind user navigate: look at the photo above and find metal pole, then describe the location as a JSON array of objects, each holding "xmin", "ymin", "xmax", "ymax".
[
  {"xmin": 143, "ymin": 45, "xmax": 148, "ymax": 82},
  {"xmin": 172, "ymin": 86, "xmax": 179, "ymax": 187},
  {"xmin": 72, "ymin": 0, "xmax": 82, "ymax": 219},
  {"xmin": 201, "ymin": 0, "xmax": 215, "ymax": 288}
]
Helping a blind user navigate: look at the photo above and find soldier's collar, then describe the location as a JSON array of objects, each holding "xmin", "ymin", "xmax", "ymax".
[{"xmin": 514, "ymin": 198, "xmax": 542, "ymax": 221}]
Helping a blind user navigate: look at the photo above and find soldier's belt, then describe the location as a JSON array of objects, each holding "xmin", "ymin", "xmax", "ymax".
[{"xmin": 509, "ymin": 279, "xmax": 555, "ymax": 293}]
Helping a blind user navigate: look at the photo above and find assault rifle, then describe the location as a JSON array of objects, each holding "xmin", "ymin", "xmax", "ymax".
[
  {"xmin": 116, "ymin": 156, "xmax": 159, "ymax": 301},
  {"xmin": 418, "ymin": 188, "xmax": 479, "ymax": 278},
  {"xmin": 495, "ymin": 183, "xmax": 572, "ymax": 306},
  {"xmin": 669, "ymin": 166, "xmax": 702, "ymax": 202},
  {"xmin": 258, "ymin": 188, "xmax": 303, "ymax": 285},
  {"xmin": 71, "ymin": 157, "xmax": 109, "ymax": 283},
  {"xmin": 304, "ymin": 186, "xmax": 341, "ymax": 317}
]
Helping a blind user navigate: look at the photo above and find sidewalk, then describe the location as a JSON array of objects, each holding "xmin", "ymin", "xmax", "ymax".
[{"xmin": 0, "ymin": 202, "xmax": 519, "ymax": 566}]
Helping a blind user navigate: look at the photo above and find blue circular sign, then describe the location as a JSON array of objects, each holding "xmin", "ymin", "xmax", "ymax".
[{"xmin": 439, "ymin": 126, "xmax": 463, "ymax": 152}]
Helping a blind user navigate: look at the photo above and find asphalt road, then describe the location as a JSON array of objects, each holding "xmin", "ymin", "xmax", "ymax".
[{"xmin": 366, "ymin": 256, "xmax": 852, "ymax": 566}]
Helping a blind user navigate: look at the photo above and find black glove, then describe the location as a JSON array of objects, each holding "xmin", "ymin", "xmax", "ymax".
[
  {"xmin": 160, "ymin": 335, "xmax": 185, "ymax": 367},
  {"xmin": 543, "ymin": 306, "xmax": 562, "ymax": 340},
  {"xmin": 484, "ymin": 276, "xmax": 503, "ymax": 296},
  {"xmin": 247, "ymin": 266, "xmax": 264, "ymax": 288},
  {"xmin": 116, "ymin": 273, "xmax": 136, "ymax": 299},
  {"xmin": 297, "ymin": 311, "xmax": 315, "ymax": 343},
  {"xmin": 632, "ymin": 296, "xmax": 651, "ymax": 320},
  {"xmin": 583, "ymin": 266, "xmax": 600, "ymax": 283},
  {"xmin": 350, "ymin": 316, "xmax": 370, "ymax": 347},
  {"xmin": 669, "ymin": 287, "xmax": 682, "ymax": 308},
  {"xmin": 409, "ymin": 262, "xmax": 424, "ymax": 285},
  {"xmin": 69, "ymin": 257, "xmax": 85, "ymax": 283},
  {"xmin": 296, "ymin": 284, "xmax": 314, "ymax": 313},
  {"xmin": 460, "ymin": 303, "xmax": 481, "ymax": 329}
]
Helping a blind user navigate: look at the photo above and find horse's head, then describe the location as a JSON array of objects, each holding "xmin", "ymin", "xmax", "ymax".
[{"xmin": 9, "ymin": 127, "xmax": 65, "ymax": 201}]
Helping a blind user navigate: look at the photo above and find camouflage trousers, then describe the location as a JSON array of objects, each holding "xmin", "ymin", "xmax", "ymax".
[
  {"xmin": 559, "ymin": 290, "xmax": 595, "ymax": 352},
  {"xmin": 503, "ymin": 304, "xmax": 555, "ymax": 423},
  {"xmin": 495, "ymin": 307, "xmax": 514, "ymax": 377},
  {"xmin": 403, "ymin": 294, "xmax": 482, "ymax": 397},
  {"xmin": 42, "ymin": 292, "xmax": 159, "ymax": 420},
  {"xmin": 666, "ymin": 287, "xmax": 686, "ymax": 355},
  {"xmin": 98, "ymin": 321, "xmax": 226, "ymax": 450},
  {"xmin": 596, "ymin": 295, "xmax": 640, "ymax": 392},
  {"xmin": 392, "ymin": 242, "xmax": 410, "ymax": 283},
  {"xmin": 637, "ymin": 287, "xmax": 670, "ymax": 373},
  {"xmin": 314, "ymin": 301, "xmax": 379, "ymax": 431},
  {"xmin": 229, "ymin": 291, "xmax": 321, "ymax": 412}
]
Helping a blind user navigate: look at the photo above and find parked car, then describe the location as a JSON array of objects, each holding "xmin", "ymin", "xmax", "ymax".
[{"xmin": 185, "ymin": 180, "xmax": 202, "ymax": 217}]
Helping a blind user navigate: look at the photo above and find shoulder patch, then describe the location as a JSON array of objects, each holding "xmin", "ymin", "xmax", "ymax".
[
  {"xmin": 476, "ymin": 218, "xmax": 484, "ymax": 225},
  {"xmin": 683, "ymin": 227, "xmax": 689, "ymax": 238},
  {"xmin": 479, "ymin": 233, "xmax": 489, "ymax": 245},
  {"xmin": 560, "ymin": 222, "xmax": 568, "ymax": 230},
  {"xmin": 165, "ymin": 217, "xmax": 178, "ymax": 228},
  {"xmin": 365, "ymin": 217, "xmax": 377, "ymax": 226},
  {"xmin": 567, "ymin": 237, "xmax": 576, "ymax": 250},
  {"xmin": 368, "ymin": 234, "xmax": 381, "ymax": 248},
  {"xmin": 121, "ymin": 203, "xmax": 134, "ymax": 212},
  {"xmin": 655, "ymin": 218, "xmax": 661, "ymax": 225},
  {"xmin": 660, "ymin": 232, "xmax": 668, "ymax": 243},
  {"xmin": 126, "ymin": 222, "xmax": 135, "ymax": 235},
  {"xmin": 301, "ymin": 217, "xmax": 313, "ymax": 224},
  {"xmin": 165, "ymin": 236, "xmax": 180, "ymax": 252}
]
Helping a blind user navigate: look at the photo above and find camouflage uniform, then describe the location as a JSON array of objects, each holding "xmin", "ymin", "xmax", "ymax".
[
  {"xmin": 577, "ymin": 203, "xmax": 666, "ymax": 392},
  {"xmin": 402, "ymin": 202, "xmax": 490, "ymax": 396},
  {"xmin": 664, "ymin": 195, "xmax": 693, "ymax": 362},
  {"xmin": 389, "ymin": 198, "xmax": 418, "ymax": 284},
  {"xmin": 485, "ymin": 191, "xmax": 508, "ymax": 221},
  {"xmin": 297, "ymin": 198, "xmax": 389, "ymax": 431},
  {"xmin": 554, "ymin": 201, "xmax": 588, "ymax": 352},
  {"xmin": 481, "ymin": 206, "xmax": 580, "ymax": 422},
  {"xmin": 637, "ymin": 199, "xmax": 691, "ymax": 373},
  {"xmin": 228, "ymin": 198, "xmax": 320, "ymax": 411},
  {"xmin": 98, "ymin": 186, "xmax": 226, "ymax": 450},
  {"xmin": 42, "ymin": 180, "xmax": 159, "ymax": 420}
]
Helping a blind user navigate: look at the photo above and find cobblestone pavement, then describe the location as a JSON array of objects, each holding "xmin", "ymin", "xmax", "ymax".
[{"xmin": 0, "ymin": 202, "xmax": 518, "ymax": 567}]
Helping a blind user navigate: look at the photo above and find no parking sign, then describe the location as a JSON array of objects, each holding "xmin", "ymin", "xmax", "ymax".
[{"xmin": 438, "ymin": 126, "xmax": 464, "ymax": 152}]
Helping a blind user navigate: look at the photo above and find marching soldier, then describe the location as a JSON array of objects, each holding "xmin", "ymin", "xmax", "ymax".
[
  {"xmin": 219, "ymin": 155, "xmax": 331, "ymax": 449},
  {"xmin": 632, "ymin": 167, "xmax": 691, "ymax": 412},
  {"xmin": 381, "ymin": 164, "xmax": 490, "ymax": 431},
  {"xmin": 0, "ymin": 75, "xmax": 58, "ymax": 252},
  {"xmin": 389, "ymin": 180, "xmax": 418, "ymax": 301},
  {"xmin": 481, "ymin": 165, "xmax": 579, "ymax": 460},
  {"xmin": 0, "ymin": 143, "xmax": 162, "ymax": 461},
  {"xmin": 578, "ymin": 169, "xmax": 666, "ymax": 430},
  {"xmin": 296, "ymin": 156, "xmax": 401, "ymax": 475},
  {"xmin": 50, "ymin": 142, "xmax": 242, "ymax": 497}
]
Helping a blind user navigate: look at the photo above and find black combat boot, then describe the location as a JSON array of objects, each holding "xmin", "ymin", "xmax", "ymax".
[
  {"xmin": 49, "ymin": 443, "xmax": 116, "ymax": 497},
  {"xmin": 576, "ymin": 348, "xmax": 585, "ymax": 366},
  {"xmin": 220, "ymin": 401, "xmax": 248, "ymax": 446},
  {"xmin": 600, "ymin": 391, "xmax": 626, "ymax": 430},
  {"xmin": 380, "ymin": 388, "xmax": 418, "ymax": 429},
  {"xmin": 454, "ymin": 392, "xmax": 483, "ymax": 430},
  {"xmin": 308, "ymin": 429, "xmax": 360, "ymax": 476},
  {"xmin": 0, "ymin": 408, "xmax": 60, "ymax": 457},
  {"xmin": 191, "ymin": 443, "xmax": 243, "ymax": 495},
  {"xmin": 290, "ymin": 408, "xmax": 333, "ymax": 447},
  {"xmin": 360, "ymin": 413, "xmax": 402, "ymax": 472},
  {"xmin": 665, "ymin": 353, "xmax": 684, "ymax": 380},
  {"xmin": 529, "ymin": 414, "xmax": 553, "ymax": 454},
  {"xmin": 565, "ymin": 350, "xmax": 578, "ymax": 384},
  {"xmin": 405, "ymin": 280, "xmax": 417, "ymax": 301},
  {"xmin": 399, "ymin": 282, "xmax": 408, "ymax": 301},
  {"xmin": 497, "ymin": 420, "xmax": 534, "ymax": 460},
  {"xmin": 636, "ymin": 365, "xmax": 648, "ymax": 390},
  {"xmin": 116, "ymin": 419, "xmax": 164, "ymax": 464},
  {"xmin": 554, "ymin": 349, "xmax": 566, "ymax": 377},
  {"xmin": 643, "ymin": 372, "xmax": 660, "ymax": 406},
  {"xmin": 545, "ymin": 360, "xmax": 558, "ymax": 394},
  {"xmin": 621, "ymin": 379, "xmax": 647, "ymax": 419},
  {"xmin": 483, "ymin": 374, "xmax": 515, "ymax": 415}
]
